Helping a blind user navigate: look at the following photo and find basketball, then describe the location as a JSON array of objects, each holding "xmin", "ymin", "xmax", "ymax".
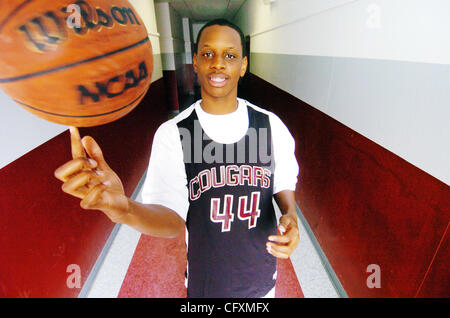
[{"xmin": 0, "ymin": 0, "xmax": 153, "ymax": 127}]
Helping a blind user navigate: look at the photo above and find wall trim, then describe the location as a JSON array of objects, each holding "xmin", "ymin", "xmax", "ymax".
[{"xmin": 295, "ymin": 204, "xmax": 348, "ymax": 298}]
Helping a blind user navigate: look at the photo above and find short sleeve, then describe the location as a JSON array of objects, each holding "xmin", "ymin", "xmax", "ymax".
[
  {"xmin": 269, "ymin": 113, "xmax": 300, "ymax": 194},
  {"xmin": 140, "ymin": 121, "xmax": 189, "ymax": 221}
]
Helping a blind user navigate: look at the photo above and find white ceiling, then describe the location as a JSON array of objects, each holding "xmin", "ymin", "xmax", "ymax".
[{"xmin": 154, "ymin": 0, "xmax": 247, "ymax": 22}]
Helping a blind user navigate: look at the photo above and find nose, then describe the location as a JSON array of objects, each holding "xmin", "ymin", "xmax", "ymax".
[{"xmin": 211, "ymin": 54, "xmax": 226, "ymax": 70}]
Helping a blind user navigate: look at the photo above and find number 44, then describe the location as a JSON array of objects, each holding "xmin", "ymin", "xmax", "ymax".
[{"xmin": 210, "ymin": 192, "xmax": 261, "ymax": 232}]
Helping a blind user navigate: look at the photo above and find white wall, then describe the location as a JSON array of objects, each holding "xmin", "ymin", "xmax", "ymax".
[
  {"xmin": 236, "ymin": 0, "xmax": 450, "ymax": 65},
  {"xmin": 234, "ymin": 0, "xmax": 450, "ymax": 185},
  {"xmin": 192, "ymin": 22, "xmax": 207, "ymax": 44},
  {"xmin": 183, "ymin": 17, "xmax": 193, "ymax": 64},
  {"xmin": 129, "ymin": 0, "xmax": 163, "ymax": 81},
  {"xmin": 0, "ymin": 90, "xmax": 68, "ymax": 169},
  {"xmin": 155, "ymin": 2, "xmax": 173, "ymax": 55},
  {"xmin": 169, "ymin": 3, "xmax": 185, "ymax": 53},
  {"xmin": 155, "ymin": 1, "xmax": 186, "ymax": 70}
]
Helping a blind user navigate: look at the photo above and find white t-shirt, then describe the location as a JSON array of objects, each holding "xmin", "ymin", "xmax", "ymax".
[{"xmin": 141, "ymin": 98, "xmax": 299, "ymax": 221}]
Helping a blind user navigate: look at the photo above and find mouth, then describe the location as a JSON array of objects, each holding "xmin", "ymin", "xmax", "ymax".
[{"xmin": 207, "ymin": 73, "xmax": 229, "ymax": 88}]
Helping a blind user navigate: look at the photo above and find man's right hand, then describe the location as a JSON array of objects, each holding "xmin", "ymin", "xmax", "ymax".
[{"xmin": 54, "ymin": 127, "xmax": 129, "ymax": 223}]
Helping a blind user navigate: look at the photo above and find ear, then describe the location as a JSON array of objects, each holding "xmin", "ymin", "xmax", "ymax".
[
  {"xmin": 240, "ymin": 55, "xmax": 248, "ymax": 77},
  {"xmin": 193, "ymin": 53, "xmax": 198, "ymax": 73}
]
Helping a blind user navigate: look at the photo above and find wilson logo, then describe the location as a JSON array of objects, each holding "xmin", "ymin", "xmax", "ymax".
[{"xmin": 17, "ymin": 0, "xmax": 141, "ymax": 52}]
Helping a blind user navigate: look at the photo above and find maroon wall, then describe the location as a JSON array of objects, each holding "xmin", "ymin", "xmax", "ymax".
[
  {"xmin": 0, "ymin": 78, "xmax": 168, "ymax": 297},
  {"xmin": 163, "ymin": 64, "xmax": 196, "ymax": 112},
  {"xmin": 240, "ymin": 73, "xmax": 450, "ymax": 298},
  {"xmin": 163, "ymin": 70, "xmax": 179, "ymax": 112}
]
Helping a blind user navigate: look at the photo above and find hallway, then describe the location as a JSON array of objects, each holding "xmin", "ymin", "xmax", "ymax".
[{"xmin": 0, "ymin": 0, "xmax": 448, "ymax": 299}]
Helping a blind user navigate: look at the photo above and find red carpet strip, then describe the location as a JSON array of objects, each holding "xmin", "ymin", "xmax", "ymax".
[{"xmin": 118, "ymin": 231, "xmax": 303, "ymax": 298}]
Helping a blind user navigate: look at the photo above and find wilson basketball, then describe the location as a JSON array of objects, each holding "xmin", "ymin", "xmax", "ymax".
[{"xmin": 0, "ymin": 0, "xmax": 153, "ymax": 127}]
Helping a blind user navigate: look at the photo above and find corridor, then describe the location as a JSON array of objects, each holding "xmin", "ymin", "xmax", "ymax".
[{"xmin": 0, "ymin": 0, "xmax": 448, "ymax": 299}]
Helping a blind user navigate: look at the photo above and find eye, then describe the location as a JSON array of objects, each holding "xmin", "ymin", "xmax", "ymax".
[
  {"xmin": 202, "ymin": 52, "xmax": 213, "ymax": 58},
  {"xmin": 225, "ymin": 53, "xmax": 236, "ymax": 59}
]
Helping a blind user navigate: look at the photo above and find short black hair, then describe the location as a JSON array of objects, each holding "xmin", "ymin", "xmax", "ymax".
[{"xmin": 195, "ymin": 18, "xmax": 247, "ymax": 58}]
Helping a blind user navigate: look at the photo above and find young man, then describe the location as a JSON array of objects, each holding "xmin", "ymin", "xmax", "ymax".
[{"xmin": 54, "ymin": 19, "xmax": 299, "ymax": 298}]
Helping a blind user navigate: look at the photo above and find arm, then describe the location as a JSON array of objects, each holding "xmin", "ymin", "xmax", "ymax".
[
  {"xmin": 54, "ymin": 127, "xmax": 185, "ymax": 239},
  {"xmin": 274, "ymin": 190, "xmax": 298, "ymax": 226},
  {"xmin": 119, "ymin": 200, "xmax": 185, "ymax": 238},
  {"xmin": 265, "ymin": 113, "xmax": 300, "ymax": 258},
  {"xmin": 266, "ymin": 190, "xmax": 300, "ymax": 259}
]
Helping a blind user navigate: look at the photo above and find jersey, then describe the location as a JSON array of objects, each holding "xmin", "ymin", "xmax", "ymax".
[
  {"xmin": 141, "ymin": 98, "xmax": 300, "ymax": 298},
  {"xmin": 177, "ymin": 103, "xmax": 277, "ymax": 298}
]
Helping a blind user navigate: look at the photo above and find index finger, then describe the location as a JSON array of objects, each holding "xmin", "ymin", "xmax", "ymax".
[{"xmin": 70, "ymin": 127, "xmax": 87, "ymax": 159}]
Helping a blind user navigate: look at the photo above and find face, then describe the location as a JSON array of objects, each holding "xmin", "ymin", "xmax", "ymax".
[{"xmin": 193, "ymin": 25, "xmax": 248, "ymax": 100}]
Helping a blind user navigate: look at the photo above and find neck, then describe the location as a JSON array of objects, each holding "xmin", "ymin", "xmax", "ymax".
[{"xmin": 200, "ymin": 89, "xmax": 239, "ymax": 115}]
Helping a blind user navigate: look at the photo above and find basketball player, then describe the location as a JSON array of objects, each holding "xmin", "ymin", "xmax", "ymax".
[{"xmin": 54, "ymin": 19, "xmax": 300, "ymax": 298}]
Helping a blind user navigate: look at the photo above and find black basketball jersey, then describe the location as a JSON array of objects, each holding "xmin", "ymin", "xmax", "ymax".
[{"xmin": 177, "ymin": 102, "xmax": 277, "ymax": 298}]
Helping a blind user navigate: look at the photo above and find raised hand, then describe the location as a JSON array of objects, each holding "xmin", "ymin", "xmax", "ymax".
[{"xmin": 54, "ymin": 127, "xmax": 129, "ymax": 223}]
